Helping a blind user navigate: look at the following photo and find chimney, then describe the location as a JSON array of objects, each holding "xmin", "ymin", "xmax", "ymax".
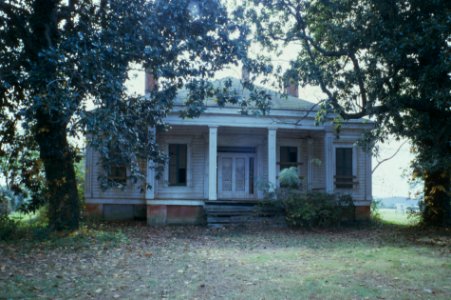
[
  {"xmin": 284, "ymin": 78, "xmax": 299, "ymax": 98},
  {"xmin": 241, "ymin": 65, "xmax": 250, "ymax": 83},
  {"xmin": 145, "ymin": 71, "xmax": 157, "ymax": 93}
]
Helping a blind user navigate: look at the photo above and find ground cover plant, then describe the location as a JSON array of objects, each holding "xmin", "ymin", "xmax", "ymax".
[{"xmin": 1, "ymin": 221, "xmax": 450, "ymax": 299}]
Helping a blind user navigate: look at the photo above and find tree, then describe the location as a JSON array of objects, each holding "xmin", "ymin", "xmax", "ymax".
[
  {"xmin": 241, "ymin": 0, "xmax": 450, "ymax": 226},
  {"xmin": 0, "ymin": 0, "xmax": 248, "ymax": 230}
]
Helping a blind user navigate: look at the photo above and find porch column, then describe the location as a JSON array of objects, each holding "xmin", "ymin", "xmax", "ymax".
[
  {"xmin": 208, "ymin": 126, "xmax": 218, "ymax": 200},
  {"xmin": 145, "ymin": 128, "xmax": 156, "ymax": 200},
  {"xmin": 307, "ymin": 137, "xmax": 313, "ymax": 191},
  {"xmin": 267, "ymin": 127, "xmax": 277, "ymax": 190},
  {"xmin": 365, "ymin": 150, "xmax": 372, "ymax": 201},
  {"xmin": 324, "ymin": 128, "xmax": 334, "ymax": 193}
]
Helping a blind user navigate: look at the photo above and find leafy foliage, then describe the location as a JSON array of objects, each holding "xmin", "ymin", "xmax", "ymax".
[
  {"xmin": 241, "ymin": 0, "xmax": 451, "ymax": 226},
  {"xmin": 270, "ymin": 188, "xmax": 355, "ymax": 228},
  {"xmin": 281, "ymin": 191, "xmax": 354, "ymax": 228},
  {"xmin": 0, "ymin": 0, "xmax": 251, "ymax": 230},
  {"xmin": 0, "ymin": 216, "xmax": 22, "ymax": 241},
  {"xmin": 278, "ymin": 167, "xmax": 301, "ymax": 189}
]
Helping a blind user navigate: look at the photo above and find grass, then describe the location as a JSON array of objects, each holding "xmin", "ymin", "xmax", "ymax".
[
  {"xmin": 378, "ymin": 208, "xmax": 421, "ymax": 225},
  {"xmin": 1, "ymin": 220, "xmax": 450, "ymax": 299}
]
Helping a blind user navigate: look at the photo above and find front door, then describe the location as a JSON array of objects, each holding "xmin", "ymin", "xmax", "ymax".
[{"xmin": 218, "ymin": 153, "xmax": 256, "ymax": 199}]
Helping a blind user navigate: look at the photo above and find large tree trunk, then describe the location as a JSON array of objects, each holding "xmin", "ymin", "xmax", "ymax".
[
  {"xmin": 422, "ymin": 168, "xmax": 450, "ymax": 227},
  {"xmin": 35, "ymin": 119, "xmax": 80, "ymax": 231},
  {"xmin": 28, "ymin": 1, "xmax": 79, "ymax": 231}
]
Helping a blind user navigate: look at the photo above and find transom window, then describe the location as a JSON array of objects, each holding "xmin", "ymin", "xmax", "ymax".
[
  {"xmin": 279, "ymin": 146, "xmax": 298, "ymax": 171},
  {"xmin": 335, "ymin": 147, "xmax": 353, "ymax": 189},
  {"xmin": 168, "ymin": 144, "xmax": 187, "ymax": 186}
]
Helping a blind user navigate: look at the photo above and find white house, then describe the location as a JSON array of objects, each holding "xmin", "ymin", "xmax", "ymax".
[{"xmin": 84, "ymin": 74, "xmax": 373, "ymax": 225}]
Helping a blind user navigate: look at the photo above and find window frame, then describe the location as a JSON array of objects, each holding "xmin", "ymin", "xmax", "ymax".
[
  {"xmin": 333, "ymin": 144, "xmax": 357, "ymax": 190},
  {"xmin": 107, "ymin": 164, "xmax": 127, "ymax": 184},
  {"xmin": 168, "ymin": 144, "xmax": 188, "ymax": 186},
  {"xmin": 279, "ymin": 146, "xmax": 299, "ymax": 172},
  {"xmin": 277, "ymin": 140, "xmax": 302, "ymax": 189},
  {"xmin": 163, "ymin": 138, "xmax": 192, "ymax": 188},
  {"xmin": 277, "ymin": 140, "xmax": 301, "ymax": 173}
]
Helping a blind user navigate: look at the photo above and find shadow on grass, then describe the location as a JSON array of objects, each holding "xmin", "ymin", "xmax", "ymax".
[{"xmin": 1, "ymin": 214, "xmax": 130, "ymax": 251}]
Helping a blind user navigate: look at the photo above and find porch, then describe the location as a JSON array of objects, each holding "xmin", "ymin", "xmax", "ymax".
[
  {"xmin": 146, "ymin": 125, "xmax": 333, "ymax": 203},
  {"xmin": 144, "ymin": 124, "xmax": 343, "ymax": 225}
]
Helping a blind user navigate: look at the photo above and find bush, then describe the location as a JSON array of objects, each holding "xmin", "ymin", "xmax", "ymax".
[
  {"xmin": 371, "ymin": 198, "xmax": 382, "ymax": 221},
  {"xmin": 276, "ymin": 190, "xmax": 355, "ymax": 228},
  {"xmin": 0, "ymin": 216, "xmax": 23, "ymax": 241},
  {"xmin": 0, "ymin": 193, "xmax": 9, "ymax": 216},
  {"xmin": 279, "ymin": 167, "xmax": 301, "ymax": 189}
]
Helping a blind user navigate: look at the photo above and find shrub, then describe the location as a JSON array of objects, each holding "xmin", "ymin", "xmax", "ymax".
[
  {"xmin": 0, "ymin": 216, "xmax": 22, "ymax": 241},
  {"xmin": 0, "ymin": 193, "xmax": 9, "ymax": 217},
  {"xmin": 277, "ymin": 190, "xmax": 355, "ymax": 228},
  {"xmin": 279, "ymin": 167, "xmax": 301, "ymax": 189},
  {"xmin": 370, "ymin": 198, "xmax": 382, "ymax": 221}
]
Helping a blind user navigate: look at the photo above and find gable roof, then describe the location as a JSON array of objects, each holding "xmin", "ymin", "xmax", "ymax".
[{"xmin": 174, "ymin": 77, "xmax": 317, "ymax": 111}]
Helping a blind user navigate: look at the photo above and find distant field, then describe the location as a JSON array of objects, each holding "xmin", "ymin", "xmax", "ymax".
[{"xmin": 378, "ymin": 208, "xmax": 420, "ymax": 225}]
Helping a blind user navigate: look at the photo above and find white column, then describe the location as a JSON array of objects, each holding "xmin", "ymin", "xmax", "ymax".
[
  {"xmin": 208, "ymin": 126, "xmax": 218, "ymax": 200},
  {"xmin": 324, "ymin": 129, "xmax": 334, "ymax": 193},
  {"xmin": 267, "ymin": 127, "xmax": 277, "ymax": 190},
  {"xmin": 307, "ymin": 137, "xmax": 313, "ymax": 191},
  {"xmin": 366, "ymin": 150, "xmax": 372, "ymax": 201},
  {"xmin": 145, "ymin": 128, "xmax": 156, "ymax": 200}
]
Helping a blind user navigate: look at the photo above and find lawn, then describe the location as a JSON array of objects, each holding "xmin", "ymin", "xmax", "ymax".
[
  {"xmin": 378, "ymin": 208, "xmax": 421, "ymax": 226},
  {"xmin": 1, "ymin": 222, "xmax": 450, "ymax": 299}
]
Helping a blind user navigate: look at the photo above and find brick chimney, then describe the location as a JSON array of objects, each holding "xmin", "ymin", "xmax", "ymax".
[
  {"xmin": 145, "ymin": 72, "xmax": 157, "ymax": 93},
  {"xmin": 284, "ymin": 78, "xmax": 299, "ymax": 98},
  {"xmin": 242, "ymin": 65, "xmax": 250, "ymax": 82}
]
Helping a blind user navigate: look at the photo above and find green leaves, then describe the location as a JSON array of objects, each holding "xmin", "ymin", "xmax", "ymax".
[{"xmin": 240, "ymin": 0, "xmax": 450, "ymax": 225}]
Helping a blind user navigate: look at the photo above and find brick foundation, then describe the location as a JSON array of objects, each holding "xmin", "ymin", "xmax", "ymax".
[
  {"xmin": 84, "ymin": 203, "xmax": 146, "ymax": 220},
  {"xmin": 147, "ymin": 205, "xmax": 204, "ymax": 225},
  {"xmin": 85, "ymin": 203, "xmax": 103, "ymax": 217},
  {"xmin": 355, "ymin": 205, "xmax": 371, "ymax": 221}
]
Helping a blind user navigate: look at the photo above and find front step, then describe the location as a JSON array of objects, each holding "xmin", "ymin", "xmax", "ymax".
[{"xmin": 204, "ymin": 200, "xmax": 284, "ymax": 226}]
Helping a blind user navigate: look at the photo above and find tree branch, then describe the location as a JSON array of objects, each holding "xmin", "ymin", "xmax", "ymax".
[
  {"xmin": 372, "ymin": 140, "xmax": 408, "ymax": 174},
  {"xmin": 0, "ymin": 2, "xmax": 33, "ymax": 53},
  {"xmin": 348, "ymin": 52, "xmax": 368, "ymax": 111}
]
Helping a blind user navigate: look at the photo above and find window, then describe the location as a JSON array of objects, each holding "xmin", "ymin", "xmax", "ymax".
[
  {"xmin": 108, "ymin": 164, "xmax": 127, "ymax": 184},
  {"xmin": 335, "ymin": 148, "xmax": 353, "ymax": 189},
  {"xmin": 249, "ymin": 157, "xmax": 254, "ymax": 194},
  {"xmin": 168, "ymin": 144, "xmax": 187, "ymax": 186},
  {"xmin": 279, "ymin": 146, "xmax": 298, "ymax": 171},
  {"xmin": 106, "ymin": 146, "xmax": 127, "ymax": 184}
]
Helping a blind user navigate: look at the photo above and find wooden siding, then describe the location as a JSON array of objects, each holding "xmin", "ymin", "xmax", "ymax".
[
  {"xmin": 87, "ymin": 151, "xmax": 146, "ymax": 200},
  {"xmin": 156, "ymin": 127, "xmax": 207, "ymax": 200},
  {"xmin": 84, "ymin": 126, "xmax": 372, "ymax": 204}
]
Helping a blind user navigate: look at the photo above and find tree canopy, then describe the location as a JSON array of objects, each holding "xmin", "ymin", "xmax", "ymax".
[
  {"xmin": 0, "ymin": 0, "xmax": 249, "ymax": 230},
  {"xmin": 1, "ymin": 0, "xmax": 449, "ymax": 228},
  {"xmin": 240, "ymin": 0, "xmax": 450, "ymax": 225}
]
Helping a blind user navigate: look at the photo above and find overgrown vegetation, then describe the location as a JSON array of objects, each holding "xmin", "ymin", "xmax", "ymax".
[
  {"xmin": 0, "ymin": 209, "xmax": 126, "ymax": 247},
  {"xmin": 282, "ymin": 192, "xmax": 354, "ymax": 228},
  {"xmin": 265, "ymin": 169, "xmax": 355, "ymax": 228}
]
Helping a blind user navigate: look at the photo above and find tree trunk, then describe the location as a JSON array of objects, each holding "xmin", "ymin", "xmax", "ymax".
[
  {"xmin": 422, "ymin": 168, "xmax": 451, "ymax": 227},
  {"xmin": 35, "ymin": 119, "xmax": 80, "ymax": 231}
]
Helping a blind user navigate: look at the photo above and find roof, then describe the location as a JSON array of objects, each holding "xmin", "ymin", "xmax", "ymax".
[{"xmin": 173, "ymin": 77, "xmax": 317, "ymax": 111}]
